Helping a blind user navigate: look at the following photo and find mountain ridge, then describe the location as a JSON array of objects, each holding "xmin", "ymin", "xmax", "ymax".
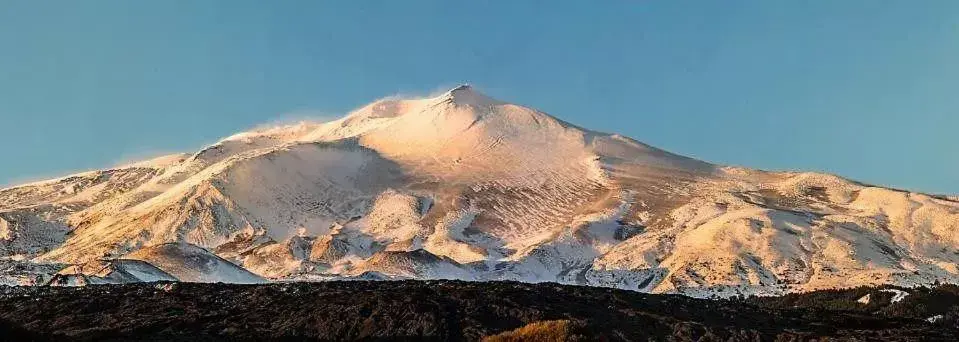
[{"xmin": 0, "ymin": 86, "xmax": 956, "ymax": 297}]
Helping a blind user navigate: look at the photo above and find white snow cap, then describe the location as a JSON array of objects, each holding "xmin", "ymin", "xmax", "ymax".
[
  {"xmin": 440, "ymin": 84, "xmax": 502, "ymax": 107},
  {"xmin": 1, "ymin": 85, "xmax": 956, "ymax": 297}
]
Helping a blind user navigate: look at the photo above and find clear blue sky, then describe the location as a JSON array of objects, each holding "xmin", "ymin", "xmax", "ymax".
[{"xmin": 1, "ymin": 1, "xmax": 957, "ymax": 193}]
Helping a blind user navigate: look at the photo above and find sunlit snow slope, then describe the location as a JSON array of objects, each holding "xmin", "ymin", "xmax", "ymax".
[{"xmin": 1, "ymin": 85, "xmax": 957, "ymax": 296}]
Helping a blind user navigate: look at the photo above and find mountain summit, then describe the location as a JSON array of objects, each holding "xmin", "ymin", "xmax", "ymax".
[{"xmin": 0, "ymin": 87, "xmax": 956, "ymax": 296}]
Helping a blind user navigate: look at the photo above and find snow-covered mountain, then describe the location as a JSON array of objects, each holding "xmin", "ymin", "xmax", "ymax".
[{"xmin": 1, "ymin": 85, "xmax": 957, "ymax": 296}]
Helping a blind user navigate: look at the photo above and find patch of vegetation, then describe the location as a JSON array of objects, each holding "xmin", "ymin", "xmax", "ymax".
[{"xmin": 482, "ymin": 320, "xmax": 588, "ymax": 342}]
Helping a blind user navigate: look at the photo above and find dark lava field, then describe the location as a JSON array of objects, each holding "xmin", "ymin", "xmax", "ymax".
[{"xmin": 0, "ymin": 280, "xmax": 956, "ymax": 341}]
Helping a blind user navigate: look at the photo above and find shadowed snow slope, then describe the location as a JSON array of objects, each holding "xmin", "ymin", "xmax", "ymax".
[
  {"xmin": 0, "ymin": 85, "xmax": 957, "ymax": 296},
  {"xmin": 123, "ymin": 243, "xmax": 265, "ymax": 284}
]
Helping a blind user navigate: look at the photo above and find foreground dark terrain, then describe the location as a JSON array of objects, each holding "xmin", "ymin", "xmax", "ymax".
[{"xmin": 0, "ymin": 280, "xmax": 956, "ymax": 341}]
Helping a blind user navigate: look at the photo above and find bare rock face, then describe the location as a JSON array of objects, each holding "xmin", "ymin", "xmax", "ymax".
[
  {"xmin": 0, "ymin": 281, "xmax": 957, "ymax": 341},
  {"xmin": 0, "ymin": 86, "xmax": 957, "ymax": 296}
]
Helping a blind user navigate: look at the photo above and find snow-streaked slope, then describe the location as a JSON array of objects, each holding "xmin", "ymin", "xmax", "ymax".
[
  {"xmin": 0, "ymin": 85, "xmax": 957, "ymax": 296},
  {"xmin": 0, "ymin": 158, "xmax": 184, "ymax": 261},
  {"xmin": 123, "ymin": 243, "xmax": 265, "ymax": 284},
  {"xmin": 49, "ymin": 259, "xmax": 178, "ymax": 286}
]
